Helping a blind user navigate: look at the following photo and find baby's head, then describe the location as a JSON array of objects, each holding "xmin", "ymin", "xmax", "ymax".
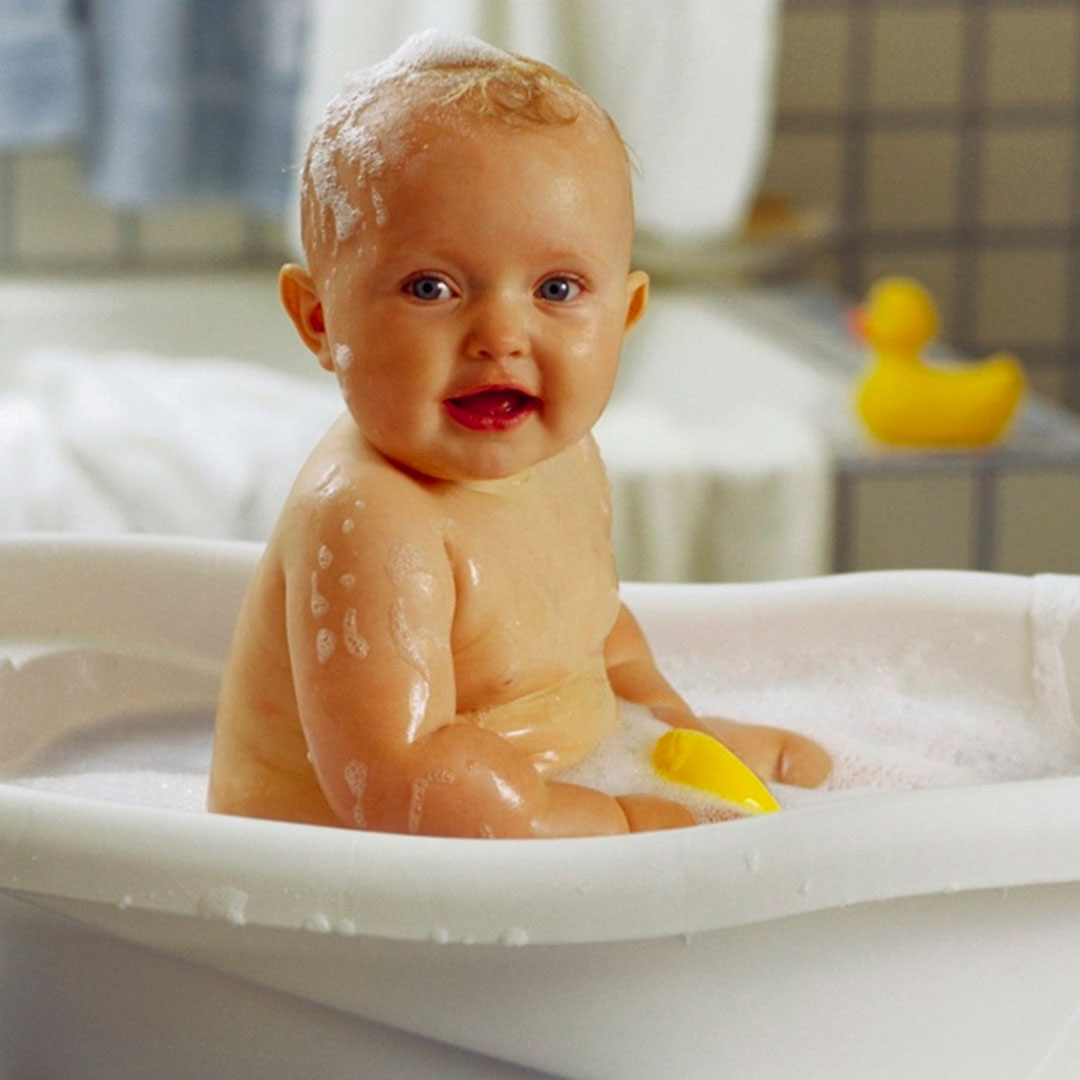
[
  {"xmin": 299, "ymin": 30, "xmax": 630, "ymax": 273},
  {"xmin": 284, "ymin": 31, "xmax": 647, "ymax": 484}
]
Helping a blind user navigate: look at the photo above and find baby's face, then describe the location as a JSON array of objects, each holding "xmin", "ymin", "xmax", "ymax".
[{"xmin": 316, "ymin": 113, "xmax": 647, "ymax": 483}]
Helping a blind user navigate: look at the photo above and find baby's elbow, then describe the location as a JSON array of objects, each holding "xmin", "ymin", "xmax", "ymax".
[{"xmin": 350, "ymin": 724, "xmax": 542, "ymax": 838}]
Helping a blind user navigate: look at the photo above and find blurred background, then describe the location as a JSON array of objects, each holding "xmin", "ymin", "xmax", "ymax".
[{"xmin": 1, "ymin": 0, "xmax": 1079, "ymax": 579}]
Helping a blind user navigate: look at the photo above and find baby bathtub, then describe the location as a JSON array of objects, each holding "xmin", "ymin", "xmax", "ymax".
[{"xmin": 3, "ymin": 535, "xmax": 1080, "ymax": 1079}]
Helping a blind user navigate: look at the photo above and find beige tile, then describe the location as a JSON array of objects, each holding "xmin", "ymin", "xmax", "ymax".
[
  {"xmin": 997, "ymin": 470, "xmax": 1080, "ymax": 574},
  {"xmin": 865, "ymin": 130, "xmax": 960, "ymax": 229},
  {"xmin": 980, "ymin": 127, "xmax": 1075, "ymax": 228},
  {"xmin": 870, "ymin": 9, "xmax": 965, "ymax": 110},
  {"xmin": 1021, "ymin": 361, "xmax": 1070, "ymax": 406},
  {"xmin": 975, "ymin": 247, "xmax": 1069, "ymax": 348},
  {"xmin": 776, "ymin": 11, "xmax": 851, "ymax": 113},
  {"xmin": 761, "ymin": 130, "xmax": 846, "ymax": 218},
  {"xmin": 848, "ymin": 473, "xmax": 974, "ymax": 571},
  {"xmin": 14, "ymin": 150, "xmax": 122, "ymax": 261},
  {"xmin": 986, "ymin": 7, "xmax": 1080, "ymax": 107},
  {"xmin": 139, "ymin": 202, "xmax": 249, "ymax": 261},
  {"xmin": 250, "ymin": 215, "xmax": 293, "ymax": 261},
  {"xmin": 800, "ymin": 252, "xmax": 844, "ymax": 292}
]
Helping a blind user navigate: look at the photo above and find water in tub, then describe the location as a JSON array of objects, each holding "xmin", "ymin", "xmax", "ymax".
[{"xmin": 5, "ymin": 575, "xmax": 1080, "ymax": 815}]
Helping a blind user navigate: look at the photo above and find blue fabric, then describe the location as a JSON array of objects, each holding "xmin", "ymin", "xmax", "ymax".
[
  {"xmin": 0, "ymin": 0, "xmax": 86, "ymax": 148},
  {"xmin": 0, "ymin": 0, "xmax": 308, "ymax": 216}
]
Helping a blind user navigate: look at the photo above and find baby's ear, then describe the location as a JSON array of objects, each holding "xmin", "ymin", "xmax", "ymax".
[
  {"xmin": 280, "ymin": 263, "xmax": 333, "ymax": 370},
  {"xmin": 624, "ymin": 270, "xmax": 649, "ymax": 333}
]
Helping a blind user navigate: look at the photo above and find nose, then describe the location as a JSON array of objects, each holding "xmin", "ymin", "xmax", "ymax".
[{"xmin": 463, "ymin": 292, "xmax": 529, "ymax": 362}]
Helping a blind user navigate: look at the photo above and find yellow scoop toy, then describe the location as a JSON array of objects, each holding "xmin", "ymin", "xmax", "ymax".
[
  {"xmin": 852, "ymin": 277, "xmax": 1024, "ymax": 447},
  {"xmin": 652, "ymin": 728, "xmax": 779, "ymax": 815}
]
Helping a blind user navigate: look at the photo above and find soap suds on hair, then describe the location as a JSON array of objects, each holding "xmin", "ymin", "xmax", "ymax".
[{"xmin": 304, "ymin": 30, "xmax": 514, "ymax": 248}]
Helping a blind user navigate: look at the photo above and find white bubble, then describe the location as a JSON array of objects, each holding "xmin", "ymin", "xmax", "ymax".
[
  {"xmin": 343, "ymin": 608, "xmax": 369, "ymax": 658},
  {"xmin": 198, "ymin": 886, "xmax": 249, "ymax": 926},
  {"xmin": 316, "ymin": 628, "xmax": 337, "ymax": 663},
  {"xmin": 333, "ymin": 343, "xmax": 354, "ymax": 371},
  {"xmin": 310, "ymin": 571, "xmax": 329, "ymax": 618}
]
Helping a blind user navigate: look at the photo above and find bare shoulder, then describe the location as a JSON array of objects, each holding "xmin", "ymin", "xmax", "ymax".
[{"xmin": 275, "ymin": 420, "xmax": 453, "ymax": 606}]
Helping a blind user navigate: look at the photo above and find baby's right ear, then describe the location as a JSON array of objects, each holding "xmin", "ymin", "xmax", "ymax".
[{"xmin": 279, "ymin": 264, "xmax": 334, "ymax": 370}]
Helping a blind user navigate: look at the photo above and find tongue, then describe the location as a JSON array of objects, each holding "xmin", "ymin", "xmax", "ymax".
[{"xmin": 458, "ymin": 390, "xmax": 527, "ymax": 415}]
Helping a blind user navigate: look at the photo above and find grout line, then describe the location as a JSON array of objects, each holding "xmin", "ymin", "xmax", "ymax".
[
  {"xmin": 837, "ymin": 0, "xmax": 873, "ymax": 299},
  {"xmin": 951, "ymin": 1, "xmax": 990, "ymax": 353},
  {"xmin": 777, "ymin": 103, "xmax": 1080, "ymax": 134},
  {"xmin": 0, "ymin": 156, "xmax": 14, "ymax": 271},
  {"xmin": 1066, "ymin": 10, "xmax": 1080, "ymax": 413}
]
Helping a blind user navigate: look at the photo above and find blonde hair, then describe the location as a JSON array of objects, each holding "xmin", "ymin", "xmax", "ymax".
[{"xmin": 299, "ymin": 33, "xmax": 626, "ymax": 266}]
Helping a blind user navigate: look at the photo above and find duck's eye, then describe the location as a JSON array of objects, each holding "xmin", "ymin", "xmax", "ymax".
[
  {"xmin": 537, "ymin": 276, "xmax": 582, "ymax": 303},
  {"xmin": 405, "ymin": 276, "xmax": 453, "ymax": 302}
]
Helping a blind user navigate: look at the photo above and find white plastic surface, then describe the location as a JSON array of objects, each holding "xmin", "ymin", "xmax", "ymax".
[{"xmin": 3, "ymin": 536, "xmax": 1080, "ymax": 1078}]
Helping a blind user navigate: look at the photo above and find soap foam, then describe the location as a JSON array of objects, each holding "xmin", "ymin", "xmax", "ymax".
[
  {"xmin": 305, "ymin": 31, "xmax": 515, "ymax": 246},
  {"xmin": 558, "ymin": 703, "xmax": 746, "ymax": 823},
  {"xmin": 659, "ymin": 623, "xmax": 1080, "ymax": 804},
  {"xmin": 7, "ymin": 597, "xmax": 1080, "ymax": 823}
]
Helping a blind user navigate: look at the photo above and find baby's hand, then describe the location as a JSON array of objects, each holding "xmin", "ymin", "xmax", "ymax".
[
  {"xmin": 702, "ymin": 718, "xmax": 831, "ymax": 789},
  {"xmin": 615, "ymin": 794, "xmax": 696, "ymax": 832}
]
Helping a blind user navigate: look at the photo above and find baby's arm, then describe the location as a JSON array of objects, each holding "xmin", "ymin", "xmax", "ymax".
[
  {"xmin": 604, "ymin": 603, "xmax": 831, "ymax": 788},
  {"xmin": 288, "ymin": 497, "xmax": 652, "ymax": 838}
]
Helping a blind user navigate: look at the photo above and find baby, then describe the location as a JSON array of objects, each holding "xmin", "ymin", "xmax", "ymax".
[{"xmin": 208, "ymin": 31, "xmax": 828, "ymax": 837}]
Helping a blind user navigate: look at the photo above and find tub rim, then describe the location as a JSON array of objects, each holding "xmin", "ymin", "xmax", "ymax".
[{"xmin": 1, "ymin": 534, "xmax": 1080, "ymax": 947}]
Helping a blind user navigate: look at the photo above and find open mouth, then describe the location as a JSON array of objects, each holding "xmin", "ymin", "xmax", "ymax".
[{"xmin": 444, "ymin": 387, "xmax": 541, "ymax": 432}]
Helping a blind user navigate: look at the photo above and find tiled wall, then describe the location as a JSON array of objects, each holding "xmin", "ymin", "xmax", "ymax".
[
  {"xmin": 2, "ymin": 1, "xmax": 1079, "ymax": 416},
  {"xmin": 0, "ymin": 151, "xmax": 288, "ymax": 270},
  {"xmin": 764, "ymin": 0, "xmax": 1080, "ymax": 410}
]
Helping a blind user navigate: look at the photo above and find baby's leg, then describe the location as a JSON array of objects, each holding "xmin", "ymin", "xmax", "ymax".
[{"xmin": 703, "ymin": 718, "xmax": 831, "ymax": 789}]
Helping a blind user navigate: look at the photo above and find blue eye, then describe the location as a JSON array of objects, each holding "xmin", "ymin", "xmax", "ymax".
[
  {"xmin": 405, "ymin": 276, "xmax": 454, "ymax": 302},
  {"xmin": 537, "ymin": 276, "xmax": 582, "ymax": 303}
]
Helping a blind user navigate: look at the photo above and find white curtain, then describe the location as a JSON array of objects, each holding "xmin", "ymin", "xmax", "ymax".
[{"xmin": 298, "ymin": 0, "xmax": 782, "ymax": 242}]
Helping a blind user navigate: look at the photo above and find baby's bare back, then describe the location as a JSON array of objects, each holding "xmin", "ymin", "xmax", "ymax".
[{"xmin": 208, "ymin": 422, "xmax": 622, "ymax": 829}]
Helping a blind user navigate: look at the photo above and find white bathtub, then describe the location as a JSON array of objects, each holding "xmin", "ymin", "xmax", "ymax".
[
  {"xmin": 0, "ymin": 272, "xmax": 837, "ymax": 580},
  {"xmin": 2, "ymin": 535, "xmax": 1080, "ymax": 1079}
]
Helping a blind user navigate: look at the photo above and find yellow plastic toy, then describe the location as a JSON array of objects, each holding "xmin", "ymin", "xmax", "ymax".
[
  {"xmin": 852, "ymin": 277, "xmax": 1024, "ymax": 447},
  {"xmin": 652, "ymin": 728, "xmax": 779, "ymax": 815}
]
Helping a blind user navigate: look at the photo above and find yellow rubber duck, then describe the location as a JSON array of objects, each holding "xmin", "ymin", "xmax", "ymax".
[
  {"xmin": 852, "ymin": 277, "xmax": 1024, "ymax": 447},
  {"xmin": 652, "ymin": 728, "xmax": 779, "ymax": 815}
]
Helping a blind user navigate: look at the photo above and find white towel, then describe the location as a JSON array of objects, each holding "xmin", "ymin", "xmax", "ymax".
[
  {"xmin": 0, "ymin": 352, "xmax": 340, "ymax": 537},
  {"xmin": 596, "ymin": 400, "xmax": 832, "ymax": 582},
  {"xmin": 0, "ymin": 347, "xmax": 830, "ymax": 582}
]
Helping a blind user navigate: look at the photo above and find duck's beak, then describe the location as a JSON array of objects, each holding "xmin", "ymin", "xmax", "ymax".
[{"xmin": 847, "ymin": 304, "xmax": 869, "ymax": 343}]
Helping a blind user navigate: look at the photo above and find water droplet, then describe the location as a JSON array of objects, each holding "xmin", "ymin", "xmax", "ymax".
[
  {"xmin": 333, "ymin": 343, "xmax": 354, "ymax": 371},
  {"xmin": 500, "ymin": 927, "xmax": 529, "ymax": 947},
  {"xmin": 197, "ymin": 886, "xmax": 249, "ymax": 926},
  {"xmin": 744, "ymin": 849, "xmax": 761, "ymax": 873},
  {"xmin": 316, "ymin": 627, "xmax": 337, "ymax": 663},
  {"xmin": 304, "ymin": 912, "xmax": 333, "ymax": 933},
  {"xmin": 430, "ymin": 926, "xmax": 452, "ymax": 945}
]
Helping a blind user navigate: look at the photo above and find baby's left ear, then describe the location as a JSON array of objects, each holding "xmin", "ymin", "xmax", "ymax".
[
  {"xmin": 280, "ymin": 263, "xmax": 333, "ymax": 370},
  {"xmin": 624, "ymin": 270, "xmax": 649, "ymax": 333}
]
